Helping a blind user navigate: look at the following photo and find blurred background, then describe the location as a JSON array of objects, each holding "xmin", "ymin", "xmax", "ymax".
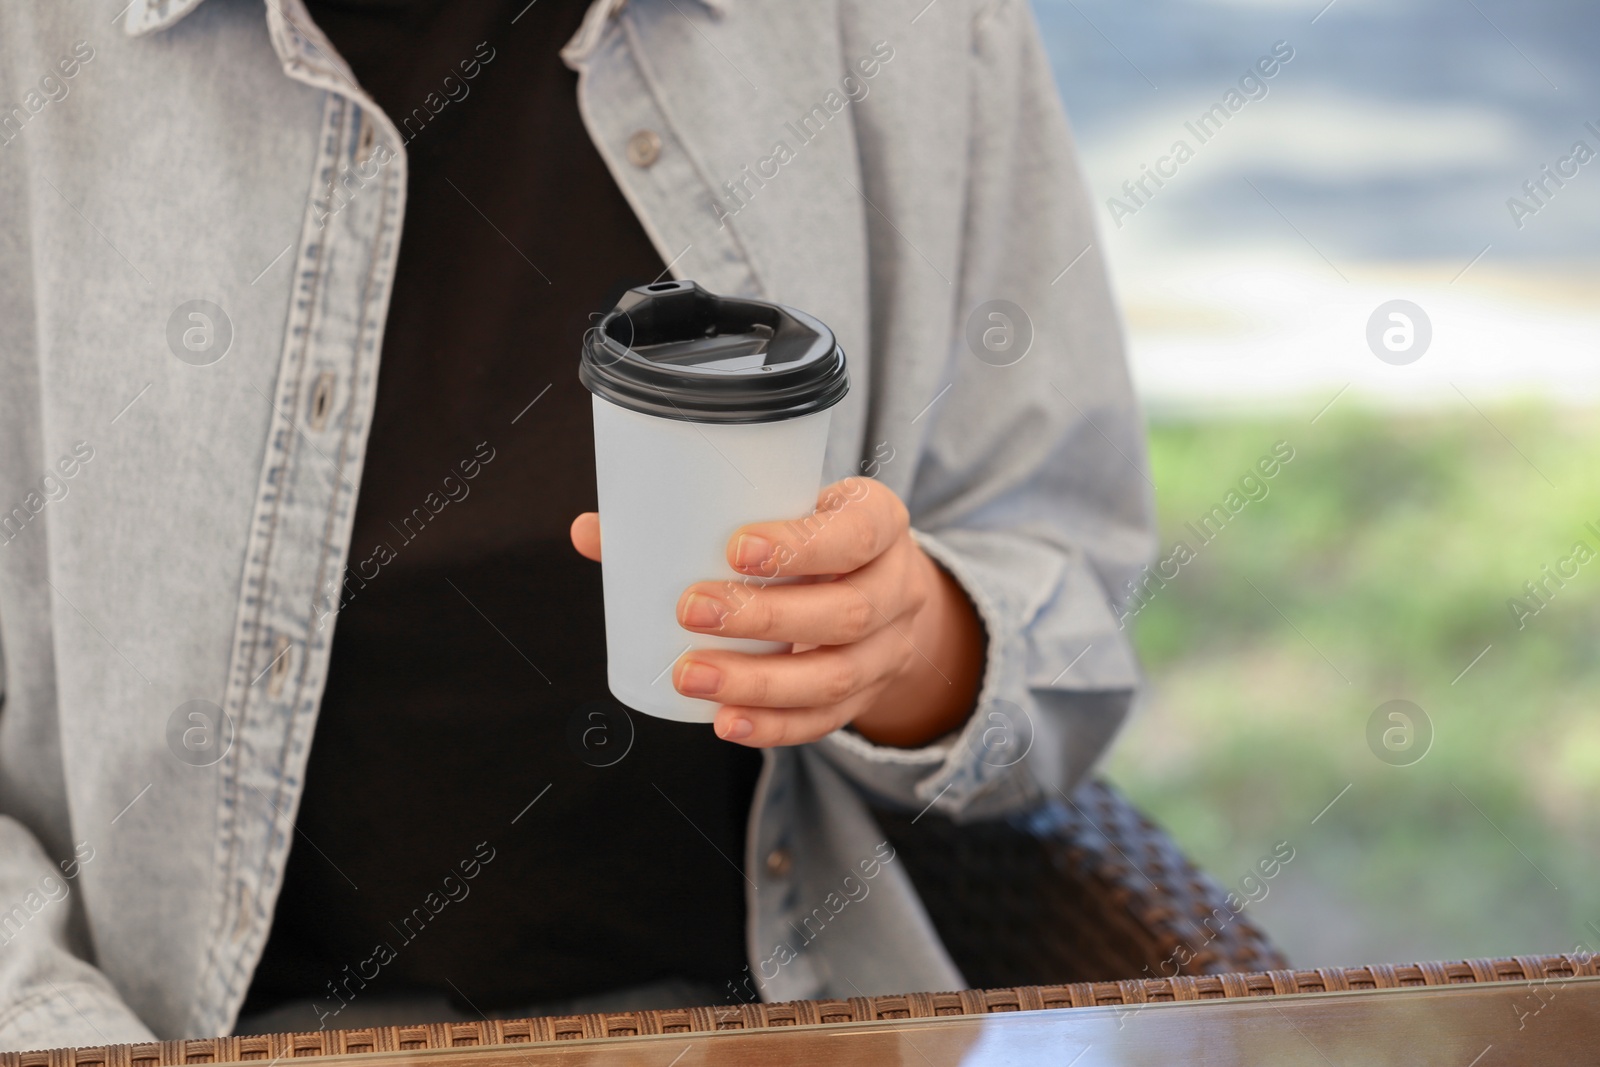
[{"xmin": 1033, "ymin": 0, "xmax": 1600, "ymax": 966}]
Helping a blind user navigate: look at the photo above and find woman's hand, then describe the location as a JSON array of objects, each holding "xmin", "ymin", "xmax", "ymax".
[{"xmin": 569, "ymin": 477, "xmax": 985, "ymax": 748}]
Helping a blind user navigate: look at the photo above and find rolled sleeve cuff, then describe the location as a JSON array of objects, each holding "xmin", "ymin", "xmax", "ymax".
[
  {"xmin": 0, "ymin": 979, "xmax": 154, "ymax": 1053},
  {"xmin": 813, "ymin": 526, "xmax": 1054, "ymax": 820}
]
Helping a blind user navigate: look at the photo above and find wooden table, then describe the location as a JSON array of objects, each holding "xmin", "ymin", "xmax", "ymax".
[{"xmin": 6, "ymin": 954, "xmax": 1595, "ymax": 1065}]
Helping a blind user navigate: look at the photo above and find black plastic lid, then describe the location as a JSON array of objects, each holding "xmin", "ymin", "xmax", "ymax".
[{"xmin": 579, "ymin": 280, "xmax": 849, "ymax": 424}]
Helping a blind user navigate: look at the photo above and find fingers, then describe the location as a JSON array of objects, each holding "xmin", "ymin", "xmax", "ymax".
[
  {"xmin": 713, "ymin": 702, "xmax": 861, "ymax": 748},
  {"xmin": 727, "ymin": 477, "xmax": 907, "ymax": 578},
  {"xmin": 677, "ymin": 535, "xmax": 923, "ymax": 646},
  {"xmin": 673, "ymin": 623, "xmax": 908, "ymax": 711},
  {"xmin": 570, "ymin": 512, "xmax": 601, "ymax": 561}
]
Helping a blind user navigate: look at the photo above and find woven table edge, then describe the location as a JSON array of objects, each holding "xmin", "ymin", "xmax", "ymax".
[{"xmin": 5, "ymin": 952, "xmax": 1596, "ymax": 1065}]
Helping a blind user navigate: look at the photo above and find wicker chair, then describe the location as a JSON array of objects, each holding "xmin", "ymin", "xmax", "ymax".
[
  {"xmin": 0, "ymin": 778, "xmax": 1286, "ymax": 1064},
  {"xmin": 871, "ymin": 777, "xmax": 1288, "ymax": 987},
  {"xmin": 21, "ymin": 781, "xmax": 1598, "ymax": 1065}
]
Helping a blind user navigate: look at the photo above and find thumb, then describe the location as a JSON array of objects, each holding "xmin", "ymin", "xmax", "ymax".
[{"xmin": 570, "ymin": 512, "xmax": 602, "ymax": 561}]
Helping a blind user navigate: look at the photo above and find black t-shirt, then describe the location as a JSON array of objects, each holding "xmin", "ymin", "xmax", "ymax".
[{"xmin": 243, "ymin": 0, "xmax": 762, "ymax": 1015}]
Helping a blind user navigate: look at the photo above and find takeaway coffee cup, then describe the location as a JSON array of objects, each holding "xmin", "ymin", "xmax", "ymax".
[{"xmin": 580, "ymin": 280, "xmax": 850, "ymax": 722}]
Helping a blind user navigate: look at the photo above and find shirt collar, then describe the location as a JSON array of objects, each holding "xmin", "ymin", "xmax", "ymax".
[
  {"xmin": 121, "ymin": 0, "xmax": 731, "ymax": 38},
  {"xmin": 120, "ymin": 0, "xmax": 205, "ymax": 36}
]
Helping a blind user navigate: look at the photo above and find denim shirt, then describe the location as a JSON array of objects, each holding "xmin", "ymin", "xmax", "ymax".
[{"xmin": 0, "ymin": 0, "xmax": 1153, "ymax": 1049}]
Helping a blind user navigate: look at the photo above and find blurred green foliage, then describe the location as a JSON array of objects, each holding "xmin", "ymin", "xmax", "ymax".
[{"xmin": 1106, "ymin": 405, "xmax": 1600, "ymax": 967}]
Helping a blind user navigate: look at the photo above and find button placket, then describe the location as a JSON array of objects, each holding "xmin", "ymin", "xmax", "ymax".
[
  {"xmin": 194, "ymin": 73, "xmax": 408, "ymax": 1034},
  {"xmin": 574, "ymin": 18, "xmax": 763, "ymax": 298}
]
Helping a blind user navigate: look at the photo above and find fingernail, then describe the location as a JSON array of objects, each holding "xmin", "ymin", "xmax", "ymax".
[
  {"xmin": 677, "ymin": 661, "xmax": 722, "ymax": 696},
  {"xmin": 681, "ymin": 593, "xmax": 726, "ymax": 629},
  {"xmin": 735, "ymin": 534, "xmax": 772, "ymax": 570},
  {"xmin": 718, "ymin": 716, "xmax": 754, "ymax": 741}
]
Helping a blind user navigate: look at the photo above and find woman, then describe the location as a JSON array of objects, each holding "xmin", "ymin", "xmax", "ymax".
[{"xmin": 0, "ymin": 0, "xmax": 1151, "ymax": 1046}]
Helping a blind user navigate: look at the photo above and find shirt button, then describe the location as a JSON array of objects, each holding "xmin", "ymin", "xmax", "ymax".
[
  {"xmin": 230, "ymin": 882, "xmax": 252, "ymax": 942},
  {"xmin": 356, "ymin": 114, "xmax": 377, "ymax": 164},
  {"xmin": 765, "ymin": 847, "xmax": 792, "ymax": 877},
  {"xmin": 626, "ymin": 128, "xmax": 662, "ymax": 168}
]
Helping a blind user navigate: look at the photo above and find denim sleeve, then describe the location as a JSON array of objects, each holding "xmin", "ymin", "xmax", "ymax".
[
  {"xmin": 0, "ymin": 821, "xmax": 156, "ymax": 1050},
  {"xmin": 0, "ymin": 50, "xmax": 156, "ymax": 1048},
  {"xmin": 815, "ymin": 0, "xmax": 1156, "ymax": 820}
]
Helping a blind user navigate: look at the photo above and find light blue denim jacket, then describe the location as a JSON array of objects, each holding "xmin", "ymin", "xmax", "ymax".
[{"xmin": 0, "ymin": 0, "xmax": 1152, "ymax": 1050}]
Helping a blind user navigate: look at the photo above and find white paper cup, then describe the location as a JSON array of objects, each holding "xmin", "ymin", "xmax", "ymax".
[{"xmin": 580, "ymin": 281, "xmax": 849, "ymax": 722}]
